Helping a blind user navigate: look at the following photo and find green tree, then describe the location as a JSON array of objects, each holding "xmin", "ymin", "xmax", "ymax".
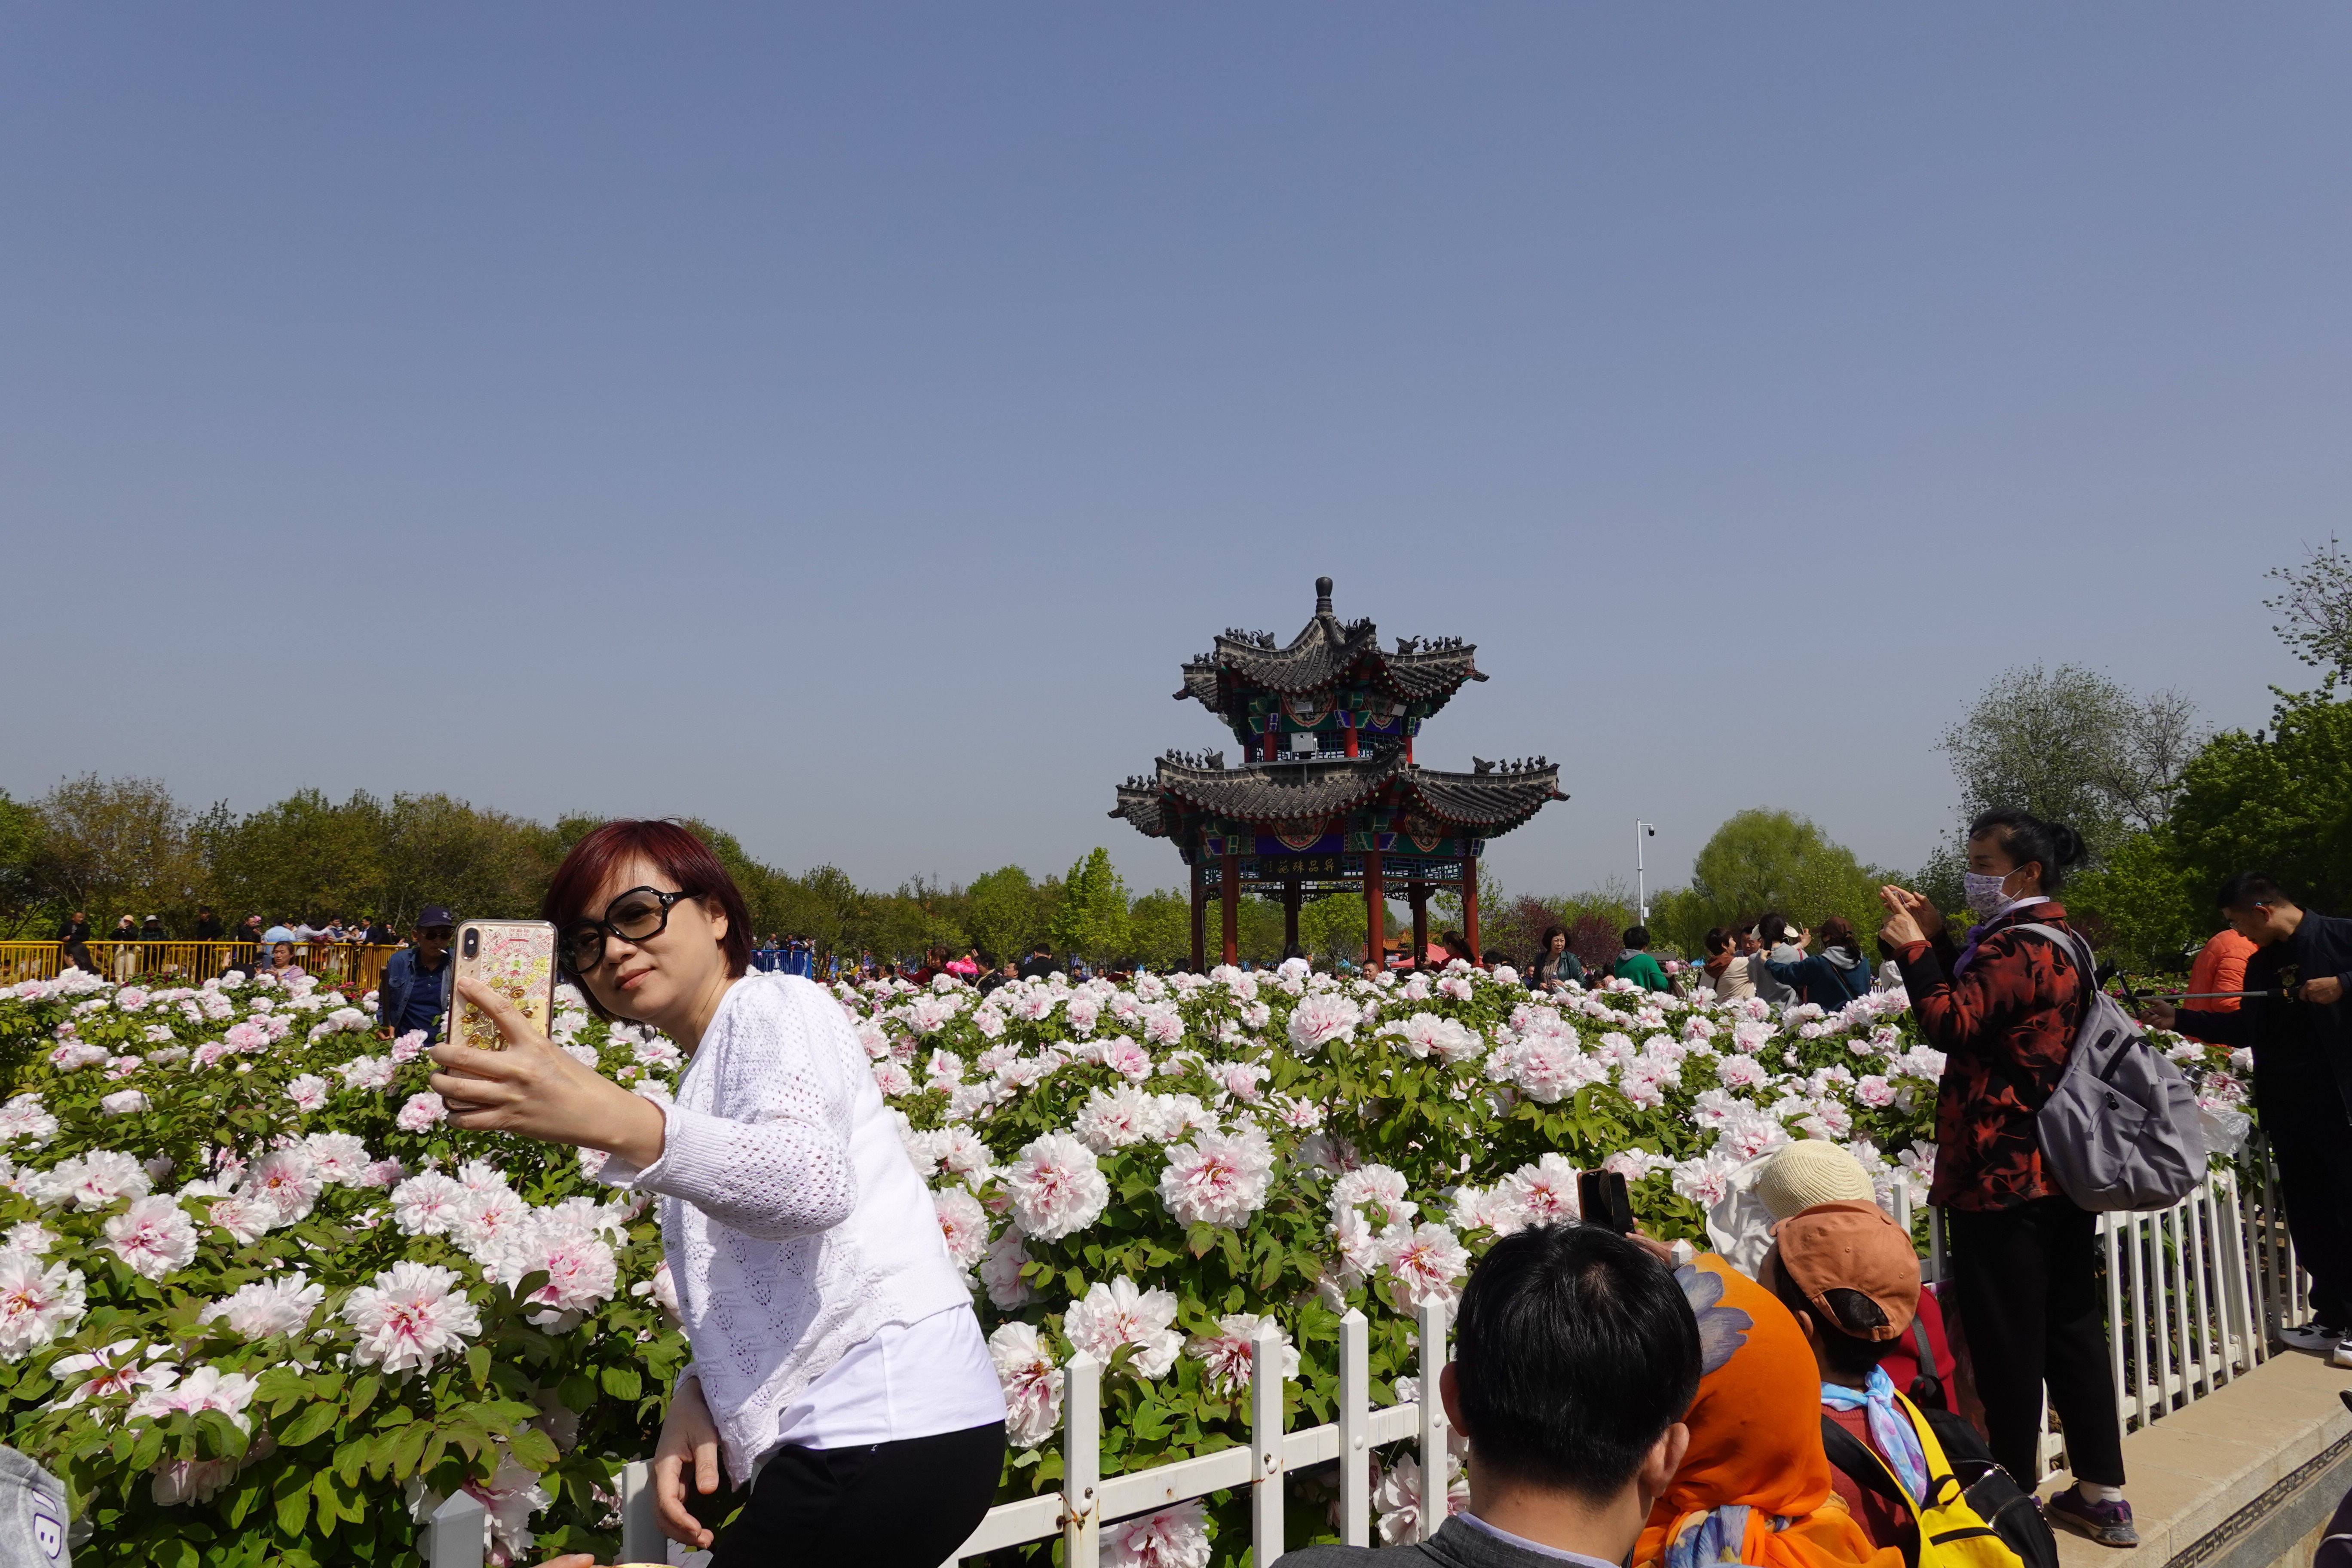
[
  {"xmin": 1050, "ymin": 848, "xmax": 1130, "ymax": 965},
  {"xmin": 374, "ymin": 794, "xmax": 559, "ymax": 927},
  {"xmin": 2167, "ymin": 681, "xmax": 2352, "ymax": 915},
  {"xmin": 2061, "ymin": 828, "xmax": 2207, "ymax": 975},
  {"xmin": 28, "ymin": 775, "xmax": 208, "ymax": 928},
  {"xmin": 1661, "ymin": 808, "xmax": 1888, "ymax": 954},
  {"xmin": 2265, "ymin": 536, "xmax": 2352, "ymax": 678},
  {"xmin": 0, "ymin": 792, "xmax": 44, "ymax": 937},
  {"xmin": 202, "ymin": 789, "xmax": 389, "ymax": 926},
  {"xmin": 1298, "ymin": 891, "xmax": 1369, "ymax": 965},
  {"xmin": 1125, "ymin": 889, "xmax": 1194, "ymax": 969},
  {"xmin": 1938, "ymin": 664, "xmax": 2203, "ymax": 857},
  {"xmin": 965, "ymin": 866, "xmax": 1042, "ymax": 964}
]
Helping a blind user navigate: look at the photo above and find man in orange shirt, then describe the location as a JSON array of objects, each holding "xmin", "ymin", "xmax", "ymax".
[{"xmin": 2190, "ymin": 925, "xmax": 2259, "ymax": 1010}]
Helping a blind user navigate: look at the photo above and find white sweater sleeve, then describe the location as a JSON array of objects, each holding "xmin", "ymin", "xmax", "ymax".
[{"xmin": 607, "ymin": 982, "xmax": 859, "ymax": 1241}]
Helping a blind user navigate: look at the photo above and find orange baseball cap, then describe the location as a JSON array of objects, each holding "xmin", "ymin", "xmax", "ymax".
[{"xmin": 1765, "ymin": 1200, "xmax": 1920, "ymax": 1343}]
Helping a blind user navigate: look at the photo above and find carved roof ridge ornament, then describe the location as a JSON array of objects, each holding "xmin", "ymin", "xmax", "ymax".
[{"xmin": 1174, "ymin": 576, "xmax": 1488, "ymax": 712}]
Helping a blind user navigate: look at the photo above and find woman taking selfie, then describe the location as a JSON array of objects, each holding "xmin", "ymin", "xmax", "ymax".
[
  {"xmin": 1875, "ymin": 807, "xmax": 2133, "ymax": 1547},
  {"xmin": 428, "ymin": 820, "xmax": 1005, "ymax": 1565}
]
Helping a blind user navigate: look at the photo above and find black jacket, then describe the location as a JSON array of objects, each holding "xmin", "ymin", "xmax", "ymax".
[
  {"xmin": 2174, "ymin": 908, "xmax": 2352, "ymax": 1118},
  {"xmin": 193, "ymin": 916, "xmax": 224, "ymax": 941},
  {"xmin": 1277, "ymin": 1517, "xmax": 1598, "ymax": 1568},
  {"xmin": 1017, "ymin": 953, "xmax": 1058, "ymax": 980}
]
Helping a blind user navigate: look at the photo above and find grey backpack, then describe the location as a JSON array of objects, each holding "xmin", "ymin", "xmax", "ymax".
[{"xmin": 2012, "ymin": 924, "xmax": 2206, "ymax": 1212}]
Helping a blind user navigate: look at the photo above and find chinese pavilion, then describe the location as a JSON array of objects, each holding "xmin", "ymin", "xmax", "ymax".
[{"xmin": 1111, "ymin": 577, "xmax": 1566, "ymax": 971}]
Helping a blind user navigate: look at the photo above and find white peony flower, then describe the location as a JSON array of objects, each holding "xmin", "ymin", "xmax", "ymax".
[
  {"xmin": 0, "ymin": 1095, "xmax": 58, "ymax": 1149},
  {"xmin": 201, "ymin": 1273, "xmax": 326, "ymax": 1339},
  {"xmin": 390, "ymin": 1172, "xmax": 468, "ymax": 1236},
  {"xmin": 1287, "ymin": 992, "xmax": 1363, "ymax": 1052},
  {"xmin": 980, "ymin": 1232, "xmax": 1038, "ymax": 1309},
  {"xmin": 102, "ymin": 1195, "xmax": 200, "ymax": 1281},
  {"xmin": 989, "ymin": 1321, "xmax": 1062, "ymax": 1447},
  {"xmin": 1104, "ymin": 1499, "xmax": 1212, "ymax": 1568},
  {"xmin": 933, "ymin": 1187, "xmax": 989, "ymax": 1273},
  {"xmin": 1379, "ymin": 1222, "xmax": 1468, "ymax": 1314},
  {"xmin": 1003, "ymin": 1133, "xmax": 1109, "ymax": 1242},
  {"xmin": 1156, "ymin": 1126, "xmax": 1275, "ymax": 1229},
  {"xmin": 341, "ymin": 1261, "xmax": 483, "ymax": 1374},
  {"xmin": 1185, "ymin": 1312, "xmax": 1299, "ymax": 1396},
  {"xmin": 0, "ymin": 1253, "xmax": 87, "ymax": 1357},
  {"xmin": 284, "ymin": 1075, "xmax": 331, "ymax": 1113},
  {"xmin": 1063, "ymin": 1277, "xmax": 1184, "ymax": 1379}
]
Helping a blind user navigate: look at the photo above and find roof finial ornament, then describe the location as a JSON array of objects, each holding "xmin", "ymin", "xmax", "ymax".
[{"xmin": 1314, "ymin": 576, "xmax": 1334, "ymax": 616}]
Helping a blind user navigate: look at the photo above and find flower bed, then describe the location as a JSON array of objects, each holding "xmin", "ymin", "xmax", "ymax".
[{"xmin": 0, "ymin": 961, "xmax": 2247, "ymax": 1567}]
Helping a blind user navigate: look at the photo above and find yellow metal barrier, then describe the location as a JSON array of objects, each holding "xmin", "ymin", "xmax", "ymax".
[{"xmin": 0, "ymin": 943, "xmax": 402, "ymax": 993}]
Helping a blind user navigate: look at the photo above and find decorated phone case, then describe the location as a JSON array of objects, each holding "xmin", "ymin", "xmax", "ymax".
[{"xmin": 448, "ymin": 919, "xmax": 557, "ymax": 1051}]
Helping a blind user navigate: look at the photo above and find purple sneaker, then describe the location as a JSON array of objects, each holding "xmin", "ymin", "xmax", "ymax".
[{"xmin": 2049, "ymin": 1486, "xmax": 2139, "ymax": 1547}]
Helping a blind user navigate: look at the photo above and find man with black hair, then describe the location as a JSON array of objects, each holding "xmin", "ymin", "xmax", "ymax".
[
  {"xmin": 2143, "ymin": 873, "xmax": 2352, "ymax": 1367},
  {"xmin": 1277, "ymin": 1224, "xmax": 1700, "ymax": 1568},
  {"xmin": 1016, "ymin": 941, "xmax": 1058, "ymax": 981}
]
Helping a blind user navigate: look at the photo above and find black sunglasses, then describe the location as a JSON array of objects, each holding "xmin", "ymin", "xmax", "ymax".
[{"xmin": 558, "ymin": 886, "xmax": 692, "ymax": 975}]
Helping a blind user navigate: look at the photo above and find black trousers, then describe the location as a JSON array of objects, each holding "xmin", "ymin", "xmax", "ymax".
[
  {"xmin": 2255, "ymin": 1052, "xmax": 2352, "ymax": 1330},
  {"xmin": 1945, "ymin": 1197, "xmax": 2125, "ymax": 1488},
  {"xmin": 710, "ymin": 1421, "xmax": 1005, "ymax": 1568}
]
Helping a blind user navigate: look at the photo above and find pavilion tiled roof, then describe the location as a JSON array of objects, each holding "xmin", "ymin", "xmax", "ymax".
[
  {"xmin": 1175, "ymin": 577, "xmax": 1485, "ymax": 716},
  {"xmin": 1111, "ymin": 750, "xmax": 1564, "ymax": 838}
]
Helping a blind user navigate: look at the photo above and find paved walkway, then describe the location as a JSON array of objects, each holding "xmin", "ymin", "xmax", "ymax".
[{"xmin": 2042, "ymin": 1350, "xmax": 2351, "ymax": 1567}]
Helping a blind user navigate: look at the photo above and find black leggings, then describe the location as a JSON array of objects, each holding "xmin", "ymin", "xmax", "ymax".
[
  {"xmin": 710, "ymin": 1421, "xmax": 1006, "ymax": 1568},
  {"xmin": 1946, "ymin": 1197, "xmax": 2125, "ymax": 1488}
]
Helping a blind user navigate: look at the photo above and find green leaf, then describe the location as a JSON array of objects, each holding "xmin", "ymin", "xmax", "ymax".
[
  {"xmin": 275, "ymin": 1400, "xmax": 340, "ymax": 1449},
  {"xmin": 507, "ymin": 1423, "xmax": 560, "ymax": 1473},
  {"xmin": 272, "ymin": 1463, "xmax": 312, "ymax": 1537},
  {"xmin": 600, "ymin": 1364, "xmax": 643, "ymax": 1402},
  {"xmin": 466, "ymin": 1343, "xmax": 491, "ymax": 1387},
  {"xmin": 346, "ymin": 1373, "xmax": 381, "ymax": 1420}
]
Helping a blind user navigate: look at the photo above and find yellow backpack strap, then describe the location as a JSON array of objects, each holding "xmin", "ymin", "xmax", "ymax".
[{"xmin": 1895, "ymin": 1390, "xmax": 1966, "ymax": 1510}]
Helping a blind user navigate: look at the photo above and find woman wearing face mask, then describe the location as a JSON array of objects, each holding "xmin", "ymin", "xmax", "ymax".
[
  {"xmin": 426, "ymin": 820, "xmax": 1006, "ymax": 1567},
  {"xmin": 1875, "ymin": 808, "xmax": 2134, "ymax": 1547}
]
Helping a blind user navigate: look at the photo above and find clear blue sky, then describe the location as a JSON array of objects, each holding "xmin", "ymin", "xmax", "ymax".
[{"xmin": 4, "ymin": 6, "xmax": 2346, "ymax": 901}]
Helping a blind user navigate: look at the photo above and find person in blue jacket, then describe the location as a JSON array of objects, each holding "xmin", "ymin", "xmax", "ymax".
[
  {"xmin": 1764, "ymin": 916, "xmax": 1874, "ymax": 1007},
  {"xmin": 376, "ymin": 905, "xmax": 456, "ymax": 1044}
]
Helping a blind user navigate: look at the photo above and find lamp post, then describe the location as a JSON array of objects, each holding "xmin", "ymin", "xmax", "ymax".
[{"xmin": 1635, "ymin": 821, "xmax": 1657, "ymax": 924}]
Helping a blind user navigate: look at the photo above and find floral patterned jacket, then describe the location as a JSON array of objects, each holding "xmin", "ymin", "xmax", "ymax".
[{"xmin": 1894, "ymin": 901, "xmax": 2088, "ymax": 1212}]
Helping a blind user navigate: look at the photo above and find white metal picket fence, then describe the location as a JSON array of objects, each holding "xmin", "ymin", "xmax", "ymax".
[{"xmin": 420, "ymin": 1162, "xmax": 2316, "ymax": 1568}]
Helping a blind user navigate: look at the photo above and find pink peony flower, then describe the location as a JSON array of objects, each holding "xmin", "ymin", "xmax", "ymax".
[{"xmin": 395, "ymin": 1092, "xmax": 447, "ymax": 1132}]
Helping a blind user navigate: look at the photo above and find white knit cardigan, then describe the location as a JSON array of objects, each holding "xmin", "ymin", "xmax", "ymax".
[{"xmin": 600, "ymin": 973, "xmax": 970, "ymax": 1484}]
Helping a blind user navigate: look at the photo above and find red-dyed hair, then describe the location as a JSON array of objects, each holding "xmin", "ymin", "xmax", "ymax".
[{"xmin": 542, "ymin": 820, "xmax": 752, "ymax": 1015}]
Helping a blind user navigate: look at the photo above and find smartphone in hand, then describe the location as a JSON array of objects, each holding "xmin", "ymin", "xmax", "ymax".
[
  {"xmin": 447, "ymin": 919, "xmax": 557, "ymax": 1051},
  {"xmin": 1577, "ymin": 1170, "xmax": 1634, "ymax": 1235}
]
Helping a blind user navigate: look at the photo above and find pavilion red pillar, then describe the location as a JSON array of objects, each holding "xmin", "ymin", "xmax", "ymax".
[
  {"xmin": 1462, "ymin": 858, "xmax": 1481, "ymax": 965},
  {"xmin": 1189, "ymin": 859, "xmax": 1207, "ymax": 973},
  {"xmin": 1343, "ymin": 713, "xmax": 1359, "ymax": 758},
  {"xmin": 1221, "ymin": 849, "xmax": 1240, "ymax": 967},
  {"xmin": 1409, "ymin": 882, "xmax": 1428, "ymax": 970},
  {"xmin": 1364, "ymin": 846, "xmax": 1385, "ymax": 973}
]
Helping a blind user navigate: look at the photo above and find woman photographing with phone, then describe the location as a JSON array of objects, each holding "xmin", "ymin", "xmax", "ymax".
[
  {"xmin": 1874, "ymin": 807, "xmax": 2133, "ymax": 1547},
  {"xmin": 426, "ymin": 820, "xmax": 1005, "ymax": 1565}
]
